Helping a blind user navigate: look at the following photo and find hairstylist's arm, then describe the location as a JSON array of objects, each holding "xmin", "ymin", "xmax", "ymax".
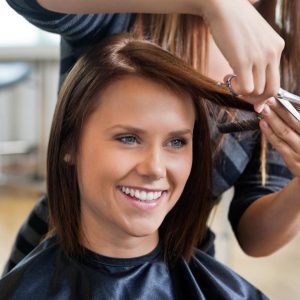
[
  {"xmin": 38, "ymin": 0, "xmax": 284, "ymax": 111},
  {"xmin": 237, "ymin": 100, "xmax": 300, "ymax": 257},
  {"xmin": 237, "ymin": 179, "xmax": 300, "ymax": 256}
]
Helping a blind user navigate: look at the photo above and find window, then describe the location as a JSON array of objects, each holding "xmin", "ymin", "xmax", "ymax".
[{"xmin": 0, "ymin": 2, "xmax": 59, "ymax": 47}]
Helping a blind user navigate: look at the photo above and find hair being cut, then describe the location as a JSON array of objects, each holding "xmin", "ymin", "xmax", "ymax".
[{"xmin": 47, "ymin": 34, "xmax": 254, "ymax": 264}]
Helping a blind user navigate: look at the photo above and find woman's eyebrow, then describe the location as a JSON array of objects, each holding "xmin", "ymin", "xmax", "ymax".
[
  {"xmin": 107, "ymin": 125, "xmax": 146, "ymax": 134},
  {"xmin": 107, "ymin": 125, "xmax": 193, "ymax": 136},
  {"xmin": 167, "ymin": 129, "xmax": 193, "ymax": 136}
]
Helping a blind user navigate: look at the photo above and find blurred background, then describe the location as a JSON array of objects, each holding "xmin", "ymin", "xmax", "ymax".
[{"xmin": 0, "ymin": 2, "xmax": 299, "ymax": 299}]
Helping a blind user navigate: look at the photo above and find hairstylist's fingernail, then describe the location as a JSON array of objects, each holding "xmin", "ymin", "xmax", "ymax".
[
  {"xmin": 269, "ymin": 98, "xmax": 277, "ymax": 106},
  {"xmin": 262, "ymin": 104, "xmax": 270, "ymax": 115},
  {"xmin": 254, "ymin": 103, "xmax": 265, "ymax": 113}
]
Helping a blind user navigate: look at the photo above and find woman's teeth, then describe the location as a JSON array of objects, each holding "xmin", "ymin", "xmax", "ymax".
[{"xmin": 121, "ymin": 186, "xmax": 163, "ymax": 201}]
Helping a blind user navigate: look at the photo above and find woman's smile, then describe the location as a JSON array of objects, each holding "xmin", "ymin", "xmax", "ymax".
[
  {"xmin": 117, "ymin": 185, "xmax": 168, "ymax": 210},
  {"xmin": 119, "ymin": 185, "xmax": 166, "ymax": 202}
]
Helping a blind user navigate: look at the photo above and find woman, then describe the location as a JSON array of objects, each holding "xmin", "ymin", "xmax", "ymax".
[
  {"xmin": 4, "ymin": 0, "xmax": 299, "ymax": 273},
  {"xmin": 0, "ymin": 34, "xmax": 267, "ymax": 300}
]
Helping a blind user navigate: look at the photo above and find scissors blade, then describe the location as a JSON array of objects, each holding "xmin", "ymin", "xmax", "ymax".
[
  {"xmin": 277, "ymin": 88, "xmax": 300, "ymax": 105},
  {"xmin": 276, "ymin": 96, "xmax": 300, "ymax": 122}
]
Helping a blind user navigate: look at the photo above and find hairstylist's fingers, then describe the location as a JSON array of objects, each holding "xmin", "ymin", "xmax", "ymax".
[
  {"xmin": 229, "ymin": 57, "xmax": 281, "ymax": 101},
  {"xmin": 259, "ymin": 101, "xmax": 300, "ymax": 177},
  {"xmin": 237, "ymin": 64, "xmax": 281, "ymax": 113},
  {"xmin": 252, "ymin": 64, "xmax": 266, "ymax": 96},
  {"xmin": 225, "ymin": 73, "xmax": 266, "ymax": 113},
  {"xmin": 229, "ymin": 67, "xmax": 254, "ymax": 96},
  {"xmin": 240, "ymin": 94, "xmax": 268, "ymax": 113},
  {"xmin": 261, "ymin": 105, "xmax": 300, "ymax": 152},
  {"xmin": 259, "ymin": 119, "xmax": 300, "ymax": 176},
  {"xmin": 244, "ymin": 64, "xmax": 267, "ymax": 112},
  {"xmin": 230, "ymin": 62, "xmax": 276, "ymax": 98},
  {"xmin": 263, "ymin": 63, "xmax": 281, "ymax": 98},
  {"xmin": 204, "ymin": 0, "xmax": 284, "ymax": 99},
  {"xmin": 253, "ymin": 102, "xmax": 266, "ymax": 114}
]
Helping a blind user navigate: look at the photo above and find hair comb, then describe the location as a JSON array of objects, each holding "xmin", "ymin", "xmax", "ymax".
[{"xmin": 217, "ymin": 117, "xmax": 261, "ymax": 133}]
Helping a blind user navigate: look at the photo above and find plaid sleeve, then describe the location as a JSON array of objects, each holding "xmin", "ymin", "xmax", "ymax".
[
  {"xmin": 2, "ymin": 195, "xmax": 49, "ymax": 276},
  {"xmin": 228, "ymin": 140, "xmax": 293, "ymax": 236},
  {"xmin": 6, "ymin": 0, "xmax": 133, "ymax": 43}
]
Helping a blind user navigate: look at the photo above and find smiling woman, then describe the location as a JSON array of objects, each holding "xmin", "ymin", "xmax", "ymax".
[{"xmin": 0, "ymin": 34, "xmax": 267, "ymax": 299}]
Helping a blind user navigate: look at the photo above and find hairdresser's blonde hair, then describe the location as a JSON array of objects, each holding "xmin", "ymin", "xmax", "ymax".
[{"xmin": 133, "ymin": 14, "xmax": 208, "ymax": 72}]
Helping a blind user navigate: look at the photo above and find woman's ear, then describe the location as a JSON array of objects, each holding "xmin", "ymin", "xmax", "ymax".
[{"xmin": 63, "ymin": 153, "xmax": 74, "ymax": 164}]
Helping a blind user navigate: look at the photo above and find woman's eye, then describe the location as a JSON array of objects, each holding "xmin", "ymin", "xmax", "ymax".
[
  {"xmin": 168, "ymin": 138, "xmax": 187, "ymax": 148},
  {"xmin": 117, "ymin": 135, "xmax": 138, "ymax": 145}
]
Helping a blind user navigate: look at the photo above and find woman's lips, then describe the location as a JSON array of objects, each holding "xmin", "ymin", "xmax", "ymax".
[{"xmin": 118, "ymin": 186, "xmax": 167, "ymax": 210}]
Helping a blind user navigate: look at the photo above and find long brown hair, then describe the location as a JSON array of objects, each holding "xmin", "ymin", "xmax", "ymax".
[{"xmin": 47, "ymin": 34, "xmax": 253, "ymax": 263}]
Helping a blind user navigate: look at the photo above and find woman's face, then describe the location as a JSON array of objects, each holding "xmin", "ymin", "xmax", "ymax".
[{"xmin": 77, "ymin": 75, "xmax": 195, "ymax": 257}]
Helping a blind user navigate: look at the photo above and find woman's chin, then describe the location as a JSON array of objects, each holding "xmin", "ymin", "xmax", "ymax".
[{"xmin": 125, "ymin": 221, "xmax": 160, "ymax": 239}]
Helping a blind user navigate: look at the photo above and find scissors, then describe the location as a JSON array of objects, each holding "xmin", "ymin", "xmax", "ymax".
[
  {"xmin": 276, "ymin": 88, "xmax": 300, "ymax": 122},
  {"xmin": 219, "ymin": 75, "xmax": 300, "ymax": 121}
]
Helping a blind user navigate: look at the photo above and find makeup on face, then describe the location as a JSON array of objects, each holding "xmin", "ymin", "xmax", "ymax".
[{"xmin": 77, "ymin": 75, "xmax": 195, "ymax": 257}]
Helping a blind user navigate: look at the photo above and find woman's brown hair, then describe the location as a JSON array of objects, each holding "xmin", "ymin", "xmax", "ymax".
[{"xmin": 47, "ymin": 34, "xmax": 254, "ymax": 264}]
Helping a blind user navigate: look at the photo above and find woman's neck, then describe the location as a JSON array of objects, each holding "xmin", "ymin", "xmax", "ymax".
[{"xmin": 80, "ymin": 224, "xmax": 159, "ymax": 258}]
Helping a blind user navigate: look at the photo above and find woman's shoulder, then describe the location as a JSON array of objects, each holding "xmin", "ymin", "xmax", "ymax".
[
  {"xmin": 0, "ymin": 237, "xmax": 59, "ymax": 300},
  {"xmin": 174, "ymin": 249, "xmax": 268, "ymax": 299},
  {"xmin": 0, "ymin": 239, "xmax": 268, "ymax": 300}
]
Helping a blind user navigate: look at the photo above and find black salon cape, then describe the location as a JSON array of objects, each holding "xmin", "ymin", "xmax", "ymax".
[{"xmin": 0, "ymin": 237, "xmax": 267, "ymax": 300}]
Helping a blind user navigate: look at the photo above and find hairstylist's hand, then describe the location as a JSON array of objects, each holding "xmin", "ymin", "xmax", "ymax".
[
  {"xmin": 201, "ymin": 0, "xmax": 285, "ymax": 112},
  {"xmin": 260, "ymin": 98, "xmax": 300, "ymax": 177}
]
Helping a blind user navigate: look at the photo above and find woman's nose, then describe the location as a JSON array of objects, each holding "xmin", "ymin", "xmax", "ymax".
[{"xmin": 136, "ymin": 147, "xmax": 166, "ymax": 180}]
